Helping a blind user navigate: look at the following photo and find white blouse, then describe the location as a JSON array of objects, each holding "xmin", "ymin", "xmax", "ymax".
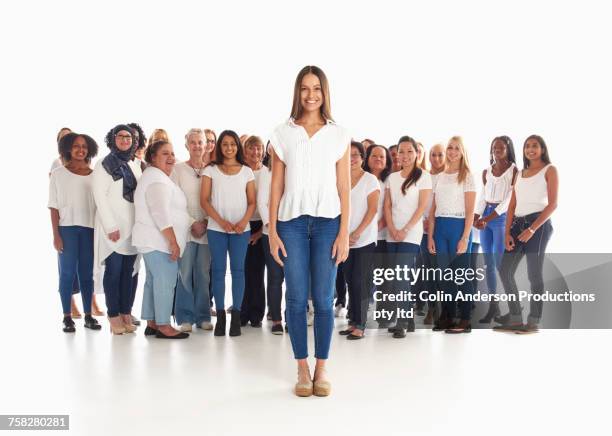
[
  {"xmin": 349, "ymin": 172, "xmax": 380, "ymax": 248},
  {"xmin": 376, "ymin": 179, "xmax": 387, "ymax": 241},
  {"xmin": 91, "ymin": 159, "xmax": 142, "ymax": 266},
  {"xmin": 251, "ymin": 168, "xmax": 264, "ymax": 222},
  {"xmin": 514, "ymin": 164, "xmax": 552, "ymax": 217},
  {"xmin": 256, "ymin": 167, "xmax": 272, "ymax": 236},
  {"xmin": 475, "ymin": 164, "xmax": 515, "ymax": 216},
  {"xmin": 133, "ymin": 166, "xmax": 191, "ymax": 255},
  {"xmin": 433, "ymin": 171, "xmax": 476, "ymax": 218},
  {"xmin": 48, "ymin": 166, "xmax": 96, "ymax": 228},
  {"xmin": 49, "ymin": 158, "xmax": 62, "ymax": 174},
  {"xmin": 386, "ymin": 171, "xmax": 433, "ymax": 245},
  {"xmin": 270, "ymin": 118, "xmax": 350, "ymax": 222},
  {"xmin": 171, "ymin": 162, "xmax": 208, "ymax": 244},
  {"xmin": 202, "ymin": 165, "xmax": 255, "ymax": 233}
]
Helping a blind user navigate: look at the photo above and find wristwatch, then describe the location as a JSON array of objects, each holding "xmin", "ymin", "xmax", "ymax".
[{"xmin": 527, "ymin": 227, "xmax": 535, "ymax": 234}]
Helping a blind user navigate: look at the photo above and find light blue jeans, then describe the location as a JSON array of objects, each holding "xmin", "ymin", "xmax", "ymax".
[
  {"xmin": 174, "ymin": 242, "xmax": 211, "ymax": 325},
  {"xmin": 141, "ymin": 250, "xmax": 179, "ymax": 325}
]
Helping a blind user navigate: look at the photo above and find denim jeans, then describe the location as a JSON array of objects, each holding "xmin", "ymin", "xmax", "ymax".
[
  {"xmin": 343, "ymin": 243, "xmax": 376, "ymax": 330},
  {"xmin": 433, "ymin": 217, "xmax": 473, "ymax": 321},
  {"xmin": 58, "ymin": 226, "xmax": 94, "ymax": 314},
  {"xmin": 174, "ymin": 242, "xmax": 211, "ymax": 325},
  {"xmin": 242, "ymin": 220, "xmax": 267, "ymax": 324},
  {"xmin": 262, "ymin": 235, "xmax": 285, "ymax": 322},
  {"xmin": 277, "ymin": 215, "xmax": 340, "ymax": 360},
  {"xmin": 141, "ymin": 250, "xmax": 179, "ymax": 325},
  {"xmin": 499, "ymin": 214, "xmax": 553, "ymax": 325},
  {"xmin": 479, "ymin": 204, "xmax": 506, "ymax": 294},
  {"xmin": 385, "ymin": 241, "xmax": 420, "ymax": 327},
  {"xmin": 207, "ymin": 229, "xmax": 250, "ymax": 311},
  {"xmin": 103, "ymin": 252, "xmax": 137, "ymax": 317}
]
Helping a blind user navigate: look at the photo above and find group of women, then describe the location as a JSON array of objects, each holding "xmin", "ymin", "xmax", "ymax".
[{"xmin": 48, "ymin": 66, "xmax": 558, "ymax": 397}]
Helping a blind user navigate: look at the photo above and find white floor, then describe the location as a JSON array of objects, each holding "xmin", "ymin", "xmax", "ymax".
[{"xmin": 2, "ymin": 266, "xmax": 610, "ymax": 436}]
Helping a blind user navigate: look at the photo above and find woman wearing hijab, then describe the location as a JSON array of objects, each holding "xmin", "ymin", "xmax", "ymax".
[{"xmin": 92, "ymin": 124, "xmax": 142, "ymax": 334}]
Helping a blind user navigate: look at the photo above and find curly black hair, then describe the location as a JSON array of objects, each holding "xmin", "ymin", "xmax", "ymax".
[
  {"xmin": 128, "ymin": 123, "xmax": 147, "ymax": 150},
  {"xmin": 58, "ymin": 132, "xmax": 99, "ymax": 163}
]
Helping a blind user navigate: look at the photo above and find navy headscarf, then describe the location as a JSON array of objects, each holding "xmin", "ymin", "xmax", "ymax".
[{"xmin": 102, "ymin": 124, "xmax": 138, "ymax": 203}]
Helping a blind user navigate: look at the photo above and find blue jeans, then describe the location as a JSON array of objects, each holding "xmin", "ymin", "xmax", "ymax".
[
  {"xmin": 103, "ymin": 252, "xmax": 137, "ymax": 317},
  {"xmin": 433, "ymin": 217, "xmax": 473, "ymax": 321},
  {"xmin": 262, "ymin": 235, "xmax": 285, "ymax": 322},
  {"xmin": 141, "ymin": 250, "xmax": 179, "ymax": 325},
  {"xmin": 277, "ymin": 215, "xmax": 340, "ymax": 360},
  {"xmin": 58, "ymin": 226, "xmax": 94, "ymax": 314},
  {"xmin": 479, "ymin": 204, "xmax": 506, "ymax": 294},
  {"xmin": 386, "ymin": 242, "xmax": 420, "ymax": 326},
  {"xmin": 207, "ymin": 230, "xmax": 250, "ymax": 311},
  {"xmin": 174, "ymin": 242, "xmax": 211, "ymax": 325}
]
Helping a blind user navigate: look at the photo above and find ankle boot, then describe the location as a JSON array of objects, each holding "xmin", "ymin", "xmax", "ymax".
[
  {"xmin": 214, "ymin": 310, "xmax": 226, "ymax": 336},
  {"xmin": 229, "ymin": 309, "xmax": 242, "ymax": 337},
  {"xmin": 479, "ymin": 301, "xmax": 501, "ymax": 323}
]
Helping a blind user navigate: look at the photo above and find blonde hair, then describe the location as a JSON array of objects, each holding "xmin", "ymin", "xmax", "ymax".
[
  {"xmin": 290, "ymin": 66, "xmax": 333, "ymax": 122},
  {"xmin": 446, "ymin": 136, "xmax": 471, "ymax": 183},
  {"xmin": 417, "ymin": 142, "xmax": 428, "ymax": 171},
  {"xmin": 148, "ymin": 128, "xmax": 169, "ymax": 146}
]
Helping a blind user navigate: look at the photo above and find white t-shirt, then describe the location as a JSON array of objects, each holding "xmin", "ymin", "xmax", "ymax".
[
  {"xmin": 171, "ymin": 161, "xmax": 208, "ymax": 244},
  {"xmin": 256, "ymin": 167, "xmax": 272, "ymax": 236},
  {"xmin": 385, "ymin": 171, "xmax": 433, "ymax": 245},
  {"xmin": 48, "ymin": 166, "xmax": 96, "ymax": 228},
  {"xmin": 349, "ymin": 172, "xmax": 380, "ymax": 248},
  {"xmin": 270, "ymin": 118, "xmax": 350, "ymax": 221},
  {"xmin": 49, "ymin": 158, "xmax": 62, "ymax": 174},
  {"xmin": 377, "ymin": 178, "xmax": 387, "ymax": 241},
  {"xmin": 202, "ymin": 164, "xmax": 255, "ymax": 233},
  {"xmin": 434, "ymin": 171, "xmax": 476, "ymax": 218}
]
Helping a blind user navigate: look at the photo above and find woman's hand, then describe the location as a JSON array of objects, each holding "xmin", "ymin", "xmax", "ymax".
[
  {"xmin": 233, "ymin": 220, "xmax": 248, "ymax": 235},
  {"xmin": 108, "ymin": 230, "xmax": 120, "ymax": 242},
  {"xmin": 53, "ymin": 235, "xmax": 64, "ymax": 253},
  {"xmin": 332, "ymin": 230, "xmax": 350, "ymax": 265},
  {"xmin": 505, "ymin": 234, "xmax": 515, "ymax": 251},
  {"xmin": 249, "ymin": 230, "xmax": 263, "ymax": 245},
  {"xmin": 219, "ymin": 219, "xmax": 234, "ymax": 233},
  {"xmin": 269, "ymin": 231, "xmax": 287, "ymax": 266},
  {"xmin": 456, "ymin": 238, "xmax": 468, "ymax": 254},
  {"xmin": 517, "ymin": 228, "xmax": 534, "ymax": 243},
  {"xmin": 191, "ymin": 221, "xmax": 206, "ymax": 238},
  {"xmin": 428, "ymin": 237, "xmax": 436, "ymax": 254},
  {"xmin": 169, "ymin": 240, "xmax": 180, "ymax": 262},
  {"xmin": 349, "ymin": 230, "xmax": 361, "ymax": 247}
]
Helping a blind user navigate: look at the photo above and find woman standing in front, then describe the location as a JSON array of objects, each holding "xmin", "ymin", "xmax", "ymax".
[
  {"xmin": 172, "ymin": 129, "xmax": 213, "ymax": 332},
  {"xmin": 494, "ymin": 135, "xmax": 558, "ymax": 333},
  {"xmin": 200, "ymin": 130, "xmax": 256, "ymax": 337},
  {"xmin": 49, "ymin": 132, "xmax": 101, "ymax": 332},
  {"xmin": 268, "ymin": 65, "xmax": 350, "ymax": 397},
  {"xmin": 338, "ymin": 141, "xmax": 379, "ymax": 340},
  {"xmin": 92, "ymin": 125, "xmax": 142, "ymax": 335},
  {"xmin": 133, "ymin": 140, "xmax": 191, "ymax": 339},
  {"xmin": 428, "ymin": 136, "xmax": 476, "ymax": 334}
]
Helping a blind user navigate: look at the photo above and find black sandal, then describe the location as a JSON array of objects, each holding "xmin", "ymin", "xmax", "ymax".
[
  {"xmin": 62, "ymin": 316, "xmax": 75, "ymax": 333},
  {"xmin": 339, "ymin": 328, "xmax": 355, "ymax": 336},
  {"xmin": 84, "ymin": 314, "xmax": 101, "ymax": 330},
  {"xmin": 144, "ymin": 326, "xmax": 158, "ymax": 336}
]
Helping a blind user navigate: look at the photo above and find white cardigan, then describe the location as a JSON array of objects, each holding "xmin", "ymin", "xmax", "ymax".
[
  {"xmin": 92, "ymin": 159, "xmax": 142, "ymax": 267},
  {"xmin": 132, "ymin": 166, "xmax": 192, "ymax": 255}
]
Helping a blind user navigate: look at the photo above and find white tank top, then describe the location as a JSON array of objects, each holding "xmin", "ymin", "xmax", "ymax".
[{"xmin": 514, "ymin": 164, "xmax": 551, "ymax": 217}]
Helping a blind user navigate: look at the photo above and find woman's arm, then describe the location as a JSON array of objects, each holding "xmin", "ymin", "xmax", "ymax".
[
  {"xmin": 268, "ymin": 148, "xmax": 287, "ymax": 266},
  {"xmin": 50, "ymin": 208, "xmax": 63, "ymax": 252},
  {"xmin": 332, "ymin": 145, "xmax": 350, "ymax": 264},
  {"xmin": 234, "ymin": 179, "xmax": 257, "ymax": 234},
  {"xmin": 383, "ymin": 187, "xmax": 397, "ymax": 240},
  {"xmin": 457, "ymin": 191, "xmax": 476, "ymax": 254},
  {"xmin": 505, "ymin": 189, "xmax": 517, "ymax": 251},
  {"xmin": 428, "ymin": 198, "xmax": 437, "ymax": 254},
  {"xmin": 200, "ymin": 175, "xmax": 233, "ymax": 233},
  {"xmin": 350, "ymin": 190, "xmax": 379, "ymax": 246}
]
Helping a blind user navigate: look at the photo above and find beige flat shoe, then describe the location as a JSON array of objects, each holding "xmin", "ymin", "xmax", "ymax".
[
  {"xmin": 295, "ymin": 380, "xmax": 314, "ymax": 397},
  {"xmin": 313, "ymin": 379, "xmax": 331, "ymax": 397},
  {"xmin": 108, "ymin": 316, "xmax": 126, "ymax": 335}
]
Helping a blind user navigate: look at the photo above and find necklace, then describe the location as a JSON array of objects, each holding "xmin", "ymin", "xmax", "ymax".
[{"xmin": 189, "ymin": 161, "xmax": 205, "ymax": 178}]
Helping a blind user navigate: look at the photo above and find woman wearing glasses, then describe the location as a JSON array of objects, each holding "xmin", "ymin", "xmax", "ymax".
[{"xmin": 92, "ymin": 125, "xmax": 142, "ymax": 334}]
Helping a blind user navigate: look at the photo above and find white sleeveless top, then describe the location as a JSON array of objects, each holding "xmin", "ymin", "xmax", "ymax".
[
  {"xmin": 514, "ymin": 164, "xmax": 552, "ymax": 217},
  {"xmin": 270, "ymin": 118, "xmax": 351, "ymax": 221},
  {"xmin": 475, "ymin": 163, "xmax": 515, "ymax": 216}
]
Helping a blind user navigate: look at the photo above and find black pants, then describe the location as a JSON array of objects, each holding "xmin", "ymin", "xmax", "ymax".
[
  {"xmin": 343, "ymin": 243, "xmax": 375, "ymax": 330},
  {"xmin": 335, "ymin": 262, "xmax": 347, "ymax": 308},
  {"xmin": 262, "ymin": 235, "xmax": 285, "ymax": 322},
  {"xmin": 241, "ymin": 221, "xmax": 266, "ymax": 324},
  {"xmin": 500, "ymin": 214, "xmax": 553, "ymax": 325}
]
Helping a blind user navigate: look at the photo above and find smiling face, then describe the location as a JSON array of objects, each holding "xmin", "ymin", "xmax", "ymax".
[
  {"xmin": 446, "ymin": 139, "xmax": 463, "ymax": 164},
  {"xmin": 245, "ymin": 140, "xmax": 263, "ymax": 167},
  {"xmin": 151, "ymin": 142, "xmax": 176, "ymax": 176},
  {"xmin": 368, "ymin": 146, "xmax": 386, "ymax": 174},
  {"xmin": 115, "ymin": 130, "xmax": 133, "ymax": 152},
  {"xmin": 186, "ymin": 133, "xmax": 205, "ymax": 161},
  {"xmin": 398, "ymin": 141, "xmax": 417, "ymax": 170},
  {"xmin": 350, "ymin": 145, "xmax": 363, "ymax": 170},
  {"xmin": 429, "ymin": 145, "xmax": 445, "ymax": 171},
  {"xmin": 220, "ymin": 135, "xmax": 238, "ymax": 161},
  {"xmin": 492, "ymin": 138, "xmax": 508, "ymax": 162},
  {"xmin": 416, "ymin": 143, "xmax": 425, "ymax": 165},
  {"xmin": 300, "ymin": 73, "xmax": 324, "ymax": 114},
  {"xmin": 524, "ymin": 137, "xmax": 543, "ymax": 162},
  {"xmin": 205, "ymin": 132, "xmax": 216, "ymax": 154},
  {"xmin": 70, "ymin": 136, "xmax": 89, "ymax": 162},
  {"xmin": 390, "ymin": 147, "xmax": 400, "ymax": 170}
]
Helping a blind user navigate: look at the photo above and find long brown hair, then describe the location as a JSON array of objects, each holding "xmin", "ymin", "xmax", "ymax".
[
  {"xmin": 398, "ymin": 136, "xmax": 423, "ymax": 195},
  {"xmin": 290, "ymin": 66, "xmax": 333, "ymax": 122}
]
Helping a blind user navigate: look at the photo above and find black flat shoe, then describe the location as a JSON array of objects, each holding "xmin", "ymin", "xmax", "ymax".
[
  {"xmin": 271, "ymin": 324, "xmax": 284, "ymax": 335},
  {"xmin": 144, "ymin": 326, "xmax": 158, "ymax": 336},
  {"xmin": 339, "ymin": 328, "xmax": 355, "ymax": 336},
  {"xmin": 387, "ymin": 325, "xmax": 398, "ymax": 333},
  {"xmin": 347, "ymin": 332, "xmax": 365, "ymax": 340},
  {"xmin": 155, "ymin": 330, "xmax": 189, "ymax": 339},
  {"xmin": 445, "ymin": 325, "xmax": 472, "ymax": 334},
  {"xmin": 62, "ymin": 316, "xmax": 75, "ymax": 333},
  {"xmin": 84, "ymin": 315, "xmax": 101, "ymax": 330},
  {"xmin": 393, "ymin": 328, "xmax": 406, "ymax": 338},
  {"xmin": 250, "ymin": 320, "xmax": 262, "ymax": 328}
]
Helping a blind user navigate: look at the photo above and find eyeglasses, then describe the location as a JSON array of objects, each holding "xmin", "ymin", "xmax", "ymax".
[
  {"xmin": 116, "ymin": 134, "xmax": 132, "ymax": 141},
  {"xmin": 206, "ymin": 139, "xmax": 216, "ymax": 144}
]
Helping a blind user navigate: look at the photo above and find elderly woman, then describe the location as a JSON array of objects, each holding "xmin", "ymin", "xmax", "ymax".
[
  {"xmin": 92, "ymin": 125, "xmax": 142, "ymax": 335},
  {"xmin": 133, "ymin": 140, "xmax": 192, "ymax": 339},
  {"xmin": 172, "ymin": 128, "xmax": 213, "ymax": 332},
  {"xmin": 49, "ymin": 132, "xmax": 100, "ymax": 332}
]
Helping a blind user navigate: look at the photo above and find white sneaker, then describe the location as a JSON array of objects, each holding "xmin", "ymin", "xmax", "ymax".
[
  {"xmin": 307, "ymin": 310, "xmax": 314, "ymax": 326},
  {"xmin": 179, "ymin": 323, "xmax": 193, "ymax": 332},
  {"xmin": 334, "ymin": 305, "xmax": 347, "ymax": 318},
  {"xmin": 199, "ymin": 321, "xmax": 213, "ymax": 331}
]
